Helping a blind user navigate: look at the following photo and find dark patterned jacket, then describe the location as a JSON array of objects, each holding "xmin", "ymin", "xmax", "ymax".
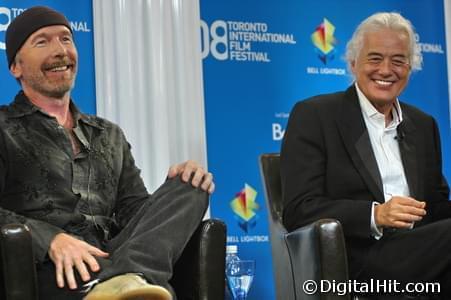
[{"xmin": 0, "ymin": 91, "xmax": 151, "ymax": 262}]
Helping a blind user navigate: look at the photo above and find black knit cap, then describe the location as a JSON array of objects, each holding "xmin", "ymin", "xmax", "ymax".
[{"xmin": 5, "ymin": 6, "xmax": 72, "ymax": 68}]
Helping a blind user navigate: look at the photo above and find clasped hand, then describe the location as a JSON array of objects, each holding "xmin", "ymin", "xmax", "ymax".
[{"xmin": 374, "ymin": 196, "xmax": 426, "ymax": 228}]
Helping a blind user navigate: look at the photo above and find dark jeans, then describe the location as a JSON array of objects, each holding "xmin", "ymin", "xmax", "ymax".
[{"xmin": 37, "ymin": 176, "xmax": 209, "ymax": 300}]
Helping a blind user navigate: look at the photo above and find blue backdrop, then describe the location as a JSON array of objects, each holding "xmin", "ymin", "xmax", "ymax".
[
  {"xmin": 1, "ymin": 1, "xmax": 449, "ymax": 299},
  {"xmin": 0, "ymin": 0, "xmax": 95, "ymax": 114},
  {"xmin": 201, "ymin": 1, "xmax": 450, "ymax": 299}
]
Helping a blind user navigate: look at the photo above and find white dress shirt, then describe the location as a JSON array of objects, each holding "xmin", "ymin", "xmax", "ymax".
[{"xmin": 355, "ymin": 84, "xmax": 411, "ymax": 238}]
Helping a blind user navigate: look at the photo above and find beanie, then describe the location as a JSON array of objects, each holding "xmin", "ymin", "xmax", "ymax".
[{"xmin": 5, "ymin": 6, "xmax": 72, "ymax": 68}]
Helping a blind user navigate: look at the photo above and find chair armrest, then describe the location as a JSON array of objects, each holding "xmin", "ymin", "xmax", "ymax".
[
  {"xmin": 170, "ymin": 219, "xmax": 226, "ymax": 300},
  {"xmin": 285, "ymin": 219, "xmax": 350, "ymax": 300},
  {"xmin": 0, "ymin": 223, "xmax": 38, "ymax": 300}
]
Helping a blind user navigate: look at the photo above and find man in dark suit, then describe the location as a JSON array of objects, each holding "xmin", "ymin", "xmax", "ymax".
[{"xmin": 281, "ymin": 12, "xmax": 451, "ymax": 299}]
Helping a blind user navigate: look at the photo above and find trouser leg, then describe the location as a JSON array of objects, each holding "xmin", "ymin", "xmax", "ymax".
[
  {"xmin": 37, "ymin": 261, "xmax": 84, "ymax": 300},
  {"xmin": 98, "ymin": 176, "xmax": 209, "ymax": 293},
  {"xmin": 358, "ymin": 219, "xmax": 451, "ymax": 298}
]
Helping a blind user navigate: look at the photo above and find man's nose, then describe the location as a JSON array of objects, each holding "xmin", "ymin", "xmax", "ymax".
[
  {"xmin": 379, "ymin": 57, "xmax": 393, "ymax": 74},
  {"xmin": 50, "ymin": 39, "xmax": 68, "ymax": 56},
  {"xmin": 378, "ymin": 58, "xmax": 392, "ymax": 74}
]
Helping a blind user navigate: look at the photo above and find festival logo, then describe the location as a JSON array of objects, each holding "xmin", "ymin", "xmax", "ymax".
[
  {"xmin": 311, "ymin": 18, "xmax": 337, "ymax": 64},
  {"xmin": 200, "ymin": 19, "xmax": 296, "ymax": 63},
  {"xmin": 0, "ymin": 6, "xmax": 91, "ymax": 51},
  {"xmin": 230, "ymin": 183, "xmax": 259, "ymax": 233}
]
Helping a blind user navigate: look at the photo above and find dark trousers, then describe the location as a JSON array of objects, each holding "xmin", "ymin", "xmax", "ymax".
[
  {"xmin": 37, "ymin": 177, "xmax": 209, "ymax": 300},
  {"xmin": 356, "ymin": 219, "xmax": 451, "ymax": 299}
]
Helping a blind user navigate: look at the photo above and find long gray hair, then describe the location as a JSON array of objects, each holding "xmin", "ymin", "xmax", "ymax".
[{"xmin": 345, "ymin": 12, "xmax": 422, "ymax": 74}]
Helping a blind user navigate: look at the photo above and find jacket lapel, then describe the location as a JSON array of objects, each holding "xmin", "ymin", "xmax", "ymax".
[
  {"xmin": 397, "ymin": 107, "xmax": 419, "ymax": 198},
  {"xmin": 336, "ymin": 86, "xmax": 384, "ymax": 203}
]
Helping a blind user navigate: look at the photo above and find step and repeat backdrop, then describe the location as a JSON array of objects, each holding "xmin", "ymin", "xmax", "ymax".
[
  {"xmin": 0, "ymin": 0, "xmax": 95, "ymax": 113},
  {"xmin": 0, "ymin": 1, "xmax": 449, "ymax": 299},
  {"xmin": 200, "ymin": 0, "xmax": 450, "ymax": 299}
]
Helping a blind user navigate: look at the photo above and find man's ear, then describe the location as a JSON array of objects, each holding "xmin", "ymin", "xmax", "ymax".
[
  {"xmin": 350, "ymin": 60, "xmax": 356, "ymax": 74},
  {"xmin": 9, "ymin": 58, "xmax": 22, "ymax": 79}
]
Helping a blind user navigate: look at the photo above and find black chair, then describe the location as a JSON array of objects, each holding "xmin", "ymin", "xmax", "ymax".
[
  {"xmin": 0, "ymin": 219, "xmax": 226, "ymax": 300},
  {"xmin": 259, "ymin": 153, "xmax": 350, "ymax": 300}
]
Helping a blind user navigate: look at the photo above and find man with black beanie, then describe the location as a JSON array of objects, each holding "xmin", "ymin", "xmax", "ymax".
[{"xmin": 1, "ymin": 6, "xmax": 214, "ymax": 300}]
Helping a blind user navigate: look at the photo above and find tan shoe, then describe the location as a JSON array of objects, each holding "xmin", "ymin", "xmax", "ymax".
[{"xmin": 83, "ymin": 273, "xmax": 172, "ymax": 300}]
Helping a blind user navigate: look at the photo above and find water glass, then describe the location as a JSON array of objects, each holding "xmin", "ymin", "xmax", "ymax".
[{"xmin": 226, "ymin": 259, "xmax": 256, "ymax": 300}]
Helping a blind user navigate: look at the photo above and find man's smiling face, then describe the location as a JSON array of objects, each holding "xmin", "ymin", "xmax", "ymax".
[
  {"xmin": 10, "ymin": 25, "xmax": 77, "ymax": 99},
  {"xmin": 351, "ymin": 28, "xmax": 411, "ymax": 112}
]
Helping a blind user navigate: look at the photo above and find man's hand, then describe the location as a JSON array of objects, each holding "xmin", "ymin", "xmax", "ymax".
[
  {"xmin": 167, "ymin": 160, "xmax": 215, "ymax": 194},
  {"xmin": 48, "ymin": 233, "xmax": 109, "ymax": 290},
  {"xmin": 374, "ymin": 196, "xmax": 426, "ymax": 228}
]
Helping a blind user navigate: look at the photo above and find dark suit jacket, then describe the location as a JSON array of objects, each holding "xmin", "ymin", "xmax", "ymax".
[{"xmin": 281, "ymin": 85, "xmax": 451, "ymax": 278}]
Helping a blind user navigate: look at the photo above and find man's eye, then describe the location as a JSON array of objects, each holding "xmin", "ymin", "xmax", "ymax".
[
  {"xmin": 62, "ymin": 36, "xmax": 73, "ymax": 43},
  {"xmin": 35, "ymin": 40, "xmax": 47, "ymax": 47},
  {"xmin": 392, "ymin": 59, "xmax": 407, "ymax": 66},
  {"xmin": 368, "ymin": 57, "xmax": 383, "ymax": 64}
]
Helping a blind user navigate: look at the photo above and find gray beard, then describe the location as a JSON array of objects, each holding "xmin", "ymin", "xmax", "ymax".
[
  {"xmin": 24, "ymin": 73, "xmax": 76, "ymax": 99},
  {"xmin": 32, "ymin": 80, "xmax": 75, "ymax": 99}
]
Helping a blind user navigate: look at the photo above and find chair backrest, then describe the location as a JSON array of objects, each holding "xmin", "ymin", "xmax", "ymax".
[
  {"xmin": 259, "ymin": 153, "xmax": 284, "ymax": 220},
  {"xmin": 259, "ymin": 153, "xmax": 350, "ymax": 300},
  {"xmin": 259, "ymin": 153, "xmax": 297, "ymax": 300}
]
